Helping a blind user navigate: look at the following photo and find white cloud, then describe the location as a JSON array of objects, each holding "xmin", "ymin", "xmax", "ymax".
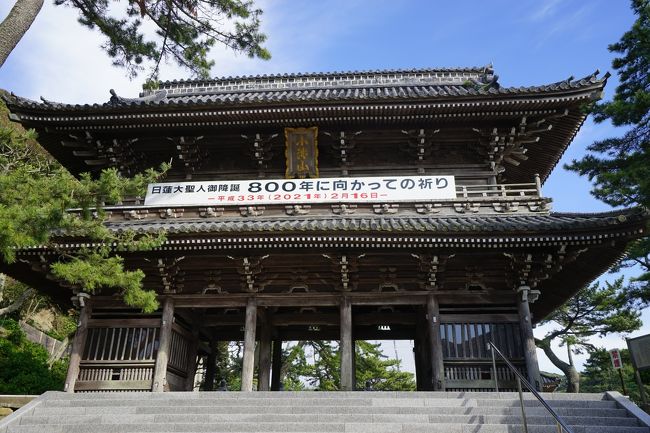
[
  {"xmin": 528, "ymin": 0, "xmax": 563, "ymax": 22},
  {"xmin": 0, "ymin": 0, "xmax": 378, "ymax": 102}
]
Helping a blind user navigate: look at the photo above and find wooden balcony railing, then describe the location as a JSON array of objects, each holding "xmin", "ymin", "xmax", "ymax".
[{"xmin": 455, "ymin": 175, "xmax": 542, "ymax": 200}]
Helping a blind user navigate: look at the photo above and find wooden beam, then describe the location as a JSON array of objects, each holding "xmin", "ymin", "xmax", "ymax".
[
  {"xmin": 87, "ymin": 318, "xmax": 161, "ymax": 328},
  {"xmin": 427, "ymin": 295, "xmax": 445, "ymax": 391},
  {"xmin": 75, "ymin": 380, "xmax": 151, "ymax": 391},
  {"xmin": 152, "ymin": 298, "xmax": 174, "ymax": 392},
  {"xmin": 271, "ymin": 339, "xmax": 282, "ymax": 391},
  {"xmin": 257, "ymin": 309, "xmax": 272, "ymax": 391},
  {"xmin": 89, "ymin": 291, "xmax": 516, "ymax": 309},
  {"xmin": 270, "ymin": 313, "xmax": 338, "ymax": 327},
  {"xmin": 65, "ymin": 299, "xmax": 92, "ymax": 393},
  {"xmin": 340, "ymin": 297, "xmax": 354, "ymax": 391},
  {"xmin": 241, "ymin": 298, "xmax": 257, "ymax": 391}
]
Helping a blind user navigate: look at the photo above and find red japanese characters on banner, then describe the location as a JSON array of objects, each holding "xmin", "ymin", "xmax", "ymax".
[
  {"xmin": 144, "ymin": 175, "xmax": 457, "ymax": 207},
  {"xmin": 609, "ymin": 349, "xmax": 623, "ymax": 370}
]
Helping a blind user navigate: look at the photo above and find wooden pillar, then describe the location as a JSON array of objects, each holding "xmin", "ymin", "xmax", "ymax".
[
  {"xmin": 427, "ymin": 295, "xmax": 445, "ymax": 391},
  {"xmin": 340, "ymin": 297, "xmax": 354, "ymax": 390},
  {"xmin": 414, "ymin": 306, "xmax": 431, "ymax": 390},
  {"xmin": 152, "ymin": 298, "xmax": 174, "ymax": 392},
  {"xmin": 64, "ymin": 298, "xmax": 92, "ymax": 393},
  {"xmin": 413, "ymin": 337, "xmax": 423, "ymax": 390},
  {"xmin": 241, "ymin": 298, "xmax": 258, "ymax": 391},
  {"xmin": 258, "ymin": 309, "xmax": 272, "ymax": 391},
  {"xmin": 184, "ymin": 326, "xmax": 200, "ymax": 391},
  {"xmin": 204, "ymin": 337, "xmax": 217, "ymax": 391},
  {"xmin": 271, "ymin": 339, "xmax": 282, "ymax": 391},
  {"xmin": 351, "ymin": 339, "xmax": 357, "ymax": 389},
  {"xmin": 518, "ymin": 286, "xmax": 541, "ymax": 390}
]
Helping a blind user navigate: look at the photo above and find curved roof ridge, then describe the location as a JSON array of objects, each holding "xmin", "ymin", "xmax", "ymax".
[{"xmin": 154, "ymin": 65, "xmax": 494, "ymax": 89}]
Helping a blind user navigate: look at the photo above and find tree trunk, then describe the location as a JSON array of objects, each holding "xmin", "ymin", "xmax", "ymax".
[
  {"xmin": 0, "ymin": 273, "xmax": 6, "ymax": 303},
  {"xmin": 0, "ymin": 288, "xmax": 33, "ymax": 316},
  {"xmin": 0, "ymin": 0, "xmax": 45, "ymax": 67},
  {"xmin": 536, "ymin": 338, "xmax": 580, "ymax": 393}
]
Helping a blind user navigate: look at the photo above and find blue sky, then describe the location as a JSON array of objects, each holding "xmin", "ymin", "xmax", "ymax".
[{"xmin": 0, "ymin": 0, "xmax": 645, "ymax": 375}]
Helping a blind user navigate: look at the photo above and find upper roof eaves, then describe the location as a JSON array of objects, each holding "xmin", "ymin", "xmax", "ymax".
[{"xmin": 2, "ymin": 66, "xmax": 608, "ymax": 113}]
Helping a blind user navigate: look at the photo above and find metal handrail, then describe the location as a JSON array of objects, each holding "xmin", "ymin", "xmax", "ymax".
[{"xmin": 488, "ymin": 341, "xmax": 574, "ymax": 433}]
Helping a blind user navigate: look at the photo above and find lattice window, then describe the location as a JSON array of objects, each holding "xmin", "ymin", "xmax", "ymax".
[
  {"xmin": 83, "ymin": 327, "xmax": 158, "ymax": 361},
  {"xmin": 441, "ymin": 322, "xmax": 523, "ymax": 360}
]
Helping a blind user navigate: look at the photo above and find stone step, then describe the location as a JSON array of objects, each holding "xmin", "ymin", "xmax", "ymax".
[
  {"xmin": 39, "ymin": 392, "xmax": 609, "ymax": 401},
  {"xmin": 32, "ymin": 404, "xmax": 630, "ymax": 417},
  {"xmin": 475, "ymin": 399, "xmax": 617, "ymax": 408},
  {"xmin": 6, "ymin": 423, "xmax": 650, "ymax": 433},
  {"xmin": 19, "ymin": 413, "xmax": 642, "ymax": 427},
  {"xmin": 4, "ymin": 392, "xmax": 648, "ymax": 433},
  {"xmin": 39, "ymin": 396, "xmax": 617, "ymax": 409}
]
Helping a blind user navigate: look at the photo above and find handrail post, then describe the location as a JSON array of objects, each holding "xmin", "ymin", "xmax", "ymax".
[
  {"xmin": 488, "ymin": 342, "xmax": 574, "ymax": 433},
  {"xmin": 489, "ymin": 343, "xmax": 499, "ymax": 392},
  {"xmin": 517, "ymin": 376, "xmax": 529, "ymax": 433},
  {"xmin": 534, "ymin": 173, "xmax": 542, "ymax": 197}
]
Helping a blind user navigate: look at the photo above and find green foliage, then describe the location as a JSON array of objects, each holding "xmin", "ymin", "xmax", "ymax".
[
  {"xmin": 581, "ymin": 348, "xmax": 650, "ymax": 405},
  {"xmin": 536, "ymin": 279, "xmax": 644, "ymax": 392},
  {"xmin": 200, "ymin": 340, "xmax": 415, "ymax": 391},
  {"xmin": 354, "ymin": 341, "xmax": 416, "ymax": 391},
  {"xmin": 47, "ymin": 314, "xmax": 77, "ymax": 341},
  {"xmin": 300, "ymin": 340, "xmax": 415, "ymax": 391},
  {"xmin": 565, "ymin": 0, "xmax": 650, "ymax": 299},
  {"xmin": 566, "ymin": 0, "xmax": 650, "ymax": 209},
  {"xmin": 0, "ymin": 318, "xmax": 68, "ymax": 394},
  {"xmin": 0, "ymin": 100, "xmax": 169, "ymax": 312},
  {"xmin": 540, "ymin": 278, "xmax": 644, "ymax": 352},
  {"xmin": 52, "ymin": 0, "xmax": 270, "ymax": 80}
]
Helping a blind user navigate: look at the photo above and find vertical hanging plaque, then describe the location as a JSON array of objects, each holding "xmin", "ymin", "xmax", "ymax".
[{"xmin": 285, "ymin": 127, "xmax": 319, "ymax": 179}]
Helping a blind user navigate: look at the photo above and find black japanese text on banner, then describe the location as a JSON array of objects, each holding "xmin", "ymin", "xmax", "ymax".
[{"xmin": 144, "ymin": 176, "xmax": 456, "ymax": 207}]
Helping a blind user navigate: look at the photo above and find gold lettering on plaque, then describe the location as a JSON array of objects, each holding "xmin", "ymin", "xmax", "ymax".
[{"xmin": 285, "ymin": 127, "xmax": 319, "ymax": 178}]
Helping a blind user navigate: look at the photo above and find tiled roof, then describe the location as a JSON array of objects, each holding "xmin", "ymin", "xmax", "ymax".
[
  {"xmin": 100, "ymin": 208, "xmax": 645, "ymax": 237},
  {"xmin": 3, "ymin": 67, "xmax": 607, "ymax": 112}
]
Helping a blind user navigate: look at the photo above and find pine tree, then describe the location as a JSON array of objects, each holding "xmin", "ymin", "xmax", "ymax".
[
  {"xmin": 0, "ymin": 0, "xmax": 270, "ymax": 80},
  {"xmin": 565, "ymin": 0, "xmax": 650, "ymax": 299},
  {"xmin": 536, "ymin": 279, "xmax": 644, "ymax": 392},
  {"xmin": 0, "ymin": 98, "xmax": 168, "ymax": 312}
]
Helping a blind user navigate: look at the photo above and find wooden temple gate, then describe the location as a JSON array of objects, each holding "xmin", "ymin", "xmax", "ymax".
[{"xmin": 4, "ymin": 66, "xmax": 646, "ymax": 394}]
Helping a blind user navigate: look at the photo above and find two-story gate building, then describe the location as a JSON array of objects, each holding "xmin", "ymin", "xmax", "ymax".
[{"xmin": 2, "ymin": 66, "xmax": 647, "ymax": 393}]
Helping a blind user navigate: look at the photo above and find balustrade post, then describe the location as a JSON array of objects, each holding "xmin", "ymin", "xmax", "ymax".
[{"xmin": 534, "ymin": 173, "xmax": 542, "ymax": 197}]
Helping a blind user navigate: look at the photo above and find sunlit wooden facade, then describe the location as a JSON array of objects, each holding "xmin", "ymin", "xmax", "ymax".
[{"xmin": 3, "ymin": 66, "xmax": 647, "ymax": 392}]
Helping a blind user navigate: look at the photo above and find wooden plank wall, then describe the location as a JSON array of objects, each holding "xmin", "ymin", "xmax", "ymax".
[{"xmin": 440, "ymin": 321, "xmax": 525, "ymax": 392}]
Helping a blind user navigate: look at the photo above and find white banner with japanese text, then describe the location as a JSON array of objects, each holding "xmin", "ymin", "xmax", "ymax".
[{"xmin": 144, "ymin": 175, "xmax": 456, "ymax": 206}]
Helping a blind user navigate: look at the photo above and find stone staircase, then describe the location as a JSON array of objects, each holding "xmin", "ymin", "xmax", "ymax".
[{"xmin": 1, "ymin": 391, "xmax": 649, "ymax": 433}]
